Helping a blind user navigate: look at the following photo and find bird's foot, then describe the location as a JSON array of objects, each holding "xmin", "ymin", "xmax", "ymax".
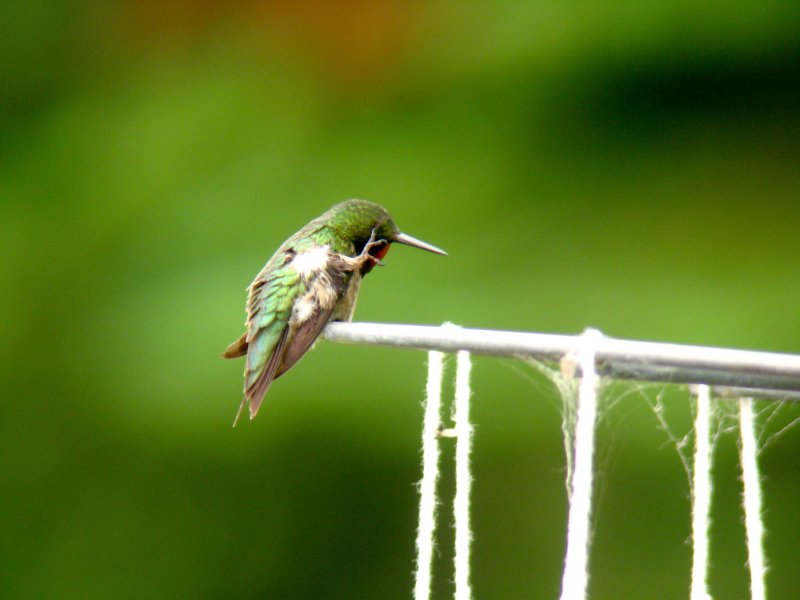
[{"xmin": 359, "ymin": 227, "xmax": 388, "ymax": 267}]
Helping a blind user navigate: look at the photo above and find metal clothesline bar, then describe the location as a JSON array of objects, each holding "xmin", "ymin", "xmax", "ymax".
[{"xmin": 322, "ymin": 322, "xmax": 800, "ymax": 399}]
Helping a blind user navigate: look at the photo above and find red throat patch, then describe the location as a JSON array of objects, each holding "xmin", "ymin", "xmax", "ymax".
[
  {"xmin": 371, "ymin": 242, "xmax": 391, "ymax": 261},
  {"xmin": 362, "ymin": 242, "xmax": 390, "ymax": 274}
]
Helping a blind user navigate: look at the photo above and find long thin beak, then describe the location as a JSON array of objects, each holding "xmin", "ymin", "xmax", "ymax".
[{"xmin": 394, "ymin": 232, "xmax": 447, "ymax": 255}]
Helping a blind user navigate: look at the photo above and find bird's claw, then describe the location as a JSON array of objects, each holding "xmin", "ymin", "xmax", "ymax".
[{"xmin": 360, "ymin": 227, "xmax": 388, "ymax": 266}]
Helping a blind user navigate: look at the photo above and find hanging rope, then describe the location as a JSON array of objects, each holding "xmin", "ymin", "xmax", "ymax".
[
  {"xmin": 414, "ymin": 351, "xmax": 444, "ymax": 600},
  {"xmin": 690, "ymin": 384, "xmax": 713, "ymax": 600},
  {"xmin": 559, "ymin": 328, "xmax": 601, "ymax": 600},
  {"xmin": 453, "ymin": 350, "xmax": 474, "ymax": 600},
  {"xmin": 384, "ymin": 324, "xmax": 784, "ymax": 599},
  {"xmin": 739, "ymin": 397, "xmax": 767, "ymax": 600},
  {"xmin": 414, "ymin": 343, "xmax": 474, "ymax": 600}
]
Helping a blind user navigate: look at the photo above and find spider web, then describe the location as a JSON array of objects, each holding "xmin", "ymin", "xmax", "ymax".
[{"xmin": 512, "ymin": 358, "xmax": 800, "ymax": 600}]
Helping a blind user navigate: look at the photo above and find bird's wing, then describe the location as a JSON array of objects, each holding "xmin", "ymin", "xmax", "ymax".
[
  {"xmin": 275, "ymin": 304, "xmax": 336, "ymax": 379},
  {"xmin": 273, "ymin": 251, "xmax": 368, "ymax": 376},
  {"xmin": 238, "ymin": 250, "xmax": 352, "ymax": 422},
  {"xmin": 237, "ymin": 257, "xmax": 304, "ymax": 423}
]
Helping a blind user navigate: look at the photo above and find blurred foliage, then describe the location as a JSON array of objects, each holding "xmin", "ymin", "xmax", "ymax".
[{"xmin": 2, "ymin": 1, "xmax": 800, "ymax": 598}]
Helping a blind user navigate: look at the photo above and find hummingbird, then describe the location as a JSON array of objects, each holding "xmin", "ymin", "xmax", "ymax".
[{"xmin": 223, "ymin": 199, "xmax": 446, "ymax": 424}]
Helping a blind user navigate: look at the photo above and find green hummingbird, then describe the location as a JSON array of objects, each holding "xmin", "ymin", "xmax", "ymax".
[{"xmin": 223, "ymin": 199, "xmax": 446, "ymax": 424}]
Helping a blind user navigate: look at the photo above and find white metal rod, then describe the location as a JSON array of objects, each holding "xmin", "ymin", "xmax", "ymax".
[{"xmin": 323, "ymin": 322, "xmax": 800, "ymax": 396}]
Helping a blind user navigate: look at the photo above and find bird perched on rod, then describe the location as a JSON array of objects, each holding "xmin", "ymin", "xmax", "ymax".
[{"xmin": 223, "ymin": 199, "xmax": 446, "ymax": 424}]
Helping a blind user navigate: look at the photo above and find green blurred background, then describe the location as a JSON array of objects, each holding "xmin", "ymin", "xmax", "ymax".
[{"xmin": 2, "ymin": 1, "xmax": 799, "ymax": 598}]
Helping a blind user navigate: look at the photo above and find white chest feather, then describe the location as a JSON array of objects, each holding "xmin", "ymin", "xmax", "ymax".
[
  {"xmin": 290, "ymin": 245, "xmax": 330, "ymax": 278},
  {"xmin": 293, "ymin": 295, "xmax": 317, "ymax": 323},
  {"xmin": 290, "ymin": 244, "xmax": 340, "ymax": 324}
]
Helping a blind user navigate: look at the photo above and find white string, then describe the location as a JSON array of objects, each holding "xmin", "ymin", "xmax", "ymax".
[
  {"xmin": 453, "ymin": 350, "xmax": 474, "ymax": 600},
  {"xmin": 739, "ymin": 397, "xmax": 767, "ymax": 600},
  {"xmin": 691, "ymin": 384, "xmax": 713, "ymax": 600},
  {"xmin": 559, "ymin": 328, "xmax": 601, "ymax": 600},
  {"xmin": 414, "ymin": 350, "xmax": 444, "ymax": 600},
  {"xmin": 404, "ymin": 334, "xmax": 773, "ymax": 600}
]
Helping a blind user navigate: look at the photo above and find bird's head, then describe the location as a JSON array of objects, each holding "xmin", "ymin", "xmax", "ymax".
[{"xmin": 325, "ymin": 199, "xmax": 446, "ymax": 273}]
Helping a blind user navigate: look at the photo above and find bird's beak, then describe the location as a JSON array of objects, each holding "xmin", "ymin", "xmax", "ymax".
[{"xmin": 393, "ymin": 232, "xmax": 447, "ymax": 255}]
